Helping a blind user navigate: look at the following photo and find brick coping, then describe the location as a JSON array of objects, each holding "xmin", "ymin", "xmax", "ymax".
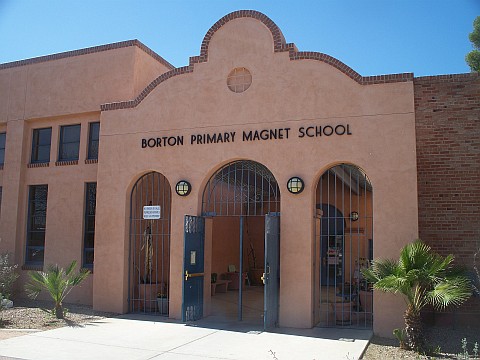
[
  {"xmin": 414, "ymin": 72, "xmax": 479, "ymax": 82},
  {"xmin": 0, "ymin": 39, "xmax": 174, "ymax": 71}
]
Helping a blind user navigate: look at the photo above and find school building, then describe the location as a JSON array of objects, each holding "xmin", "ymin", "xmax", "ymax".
[{"xmin": 0, "ymin": 11, "xmax": 478, "ymax": 337}]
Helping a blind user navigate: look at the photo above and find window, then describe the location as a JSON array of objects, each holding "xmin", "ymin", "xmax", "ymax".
[
  {"xmin": 31, "ymin": 128, "xmax": 52, "ymax": 163},
  {"xmin": 87, "ymin": 122, "xmax": 100, "ymax": 160},
  {"xmin": 0, "ymin": 132, "xmax": 6, "ymax": 166},
  {"xmin": 26, "ymin": 185, "xmax": 48, "ymax": 265},
  {"xmin": 58, "ymin": 124, "xmax": 80, "ymax": 161},
  {"xmin": 83, "ymin": 182, "xmax": 96, "ymax": 268}
]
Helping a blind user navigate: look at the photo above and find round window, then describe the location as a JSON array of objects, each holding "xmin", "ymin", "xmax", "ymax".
[{"xmin": 227, "ymin": 67, "xmax": 252, "ymax": 93}]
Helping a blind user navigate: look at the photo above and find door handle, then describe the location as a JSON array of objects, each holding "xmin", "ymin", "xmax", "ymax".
[
  {"xmin": 261, "ymin": 265, "xmax": 271, "ymax": 285},
  {"xmin": 185, "ymin": 270, "xmax": 205, "ymax": 281}
]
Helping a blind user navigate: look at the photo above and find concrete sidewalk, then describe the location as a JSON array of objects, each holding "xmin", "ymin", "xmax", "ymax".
[{"xmin": 0, "ymin": 315, "xmax": 372, "ymax": 360}]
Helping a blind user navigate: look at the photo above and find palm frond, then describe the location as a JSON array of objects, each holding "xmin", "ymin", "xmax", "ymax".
[
  {"xmin": 400, "ymin": 240, "xmax": 433, "ymax": 273},
  {"xmin": 24, "ymin": 260, "xmax": 90, "ymax": 318},
  {"xmin": 428, "ymin": 277, "xmax": 472, "ymax": 310},
  {"xmin": 362, "ymin": 258, "xmax": 400, "ymax": 283},
  {"xmin": 65, "ymin": 260, "xmax": 78, "ymax": 277}
]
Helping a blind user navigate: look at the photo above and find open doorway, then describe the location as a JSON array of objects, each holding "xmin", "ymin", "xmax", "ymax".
[
  {"xmin": 314, "ymin": 164, "xmax": 373, "ymax": 329},
  {"xmin": 202, "ymin": 160, "xmax": 280, "ymax": 328}
]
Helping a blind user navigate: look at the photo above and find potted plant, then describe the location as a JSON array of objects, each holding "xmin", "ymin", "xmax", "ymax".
[
  {"xmin": 137, "ymin": 221, "xmax": 158, "ymax": 311},
  {"xmin": 332, "ymin": 298, "xmax": 353, "ymax": 325},
  {"xmin": 358, "ymin": 282, "xmax": 373, "ymax": 314},
  {"xmin": 156, "ymin": 291, "xmax": 168, "ymax": 315}
]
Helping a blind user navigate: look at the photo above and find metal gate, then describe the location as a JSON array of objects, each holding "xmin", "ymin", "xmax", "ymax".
[
  {"xmin": 129, "ymin": 172, "xmax": 171, "ymax": 315},
  {"xmin": 182, "ymin": 215, "xmax": 205, "ymax": 321},
  {"xmin": 202, "ymin": 160, "xmax": 280, "ymax": 325},
  {"xmin": 315, "ymin": 164, "xmax": 373, "ymax": 329},
  {"xmin": 264, "ymin": 213, "xmax": 280, "ymax": 330}
]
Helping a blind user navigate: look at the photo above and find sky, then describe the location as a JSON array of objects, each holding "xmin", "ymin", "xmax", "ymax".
[{"xmin": 0, "ymin": 0, "xmax": 478, "ymax": 77}]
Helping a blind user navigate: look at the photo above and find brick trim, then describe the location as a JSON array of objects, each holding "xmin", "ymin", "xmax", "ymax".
[
  {"xmin": 101, "ymin": 10, "xmax": 413, "ymax": 112},
  {"xmin": 85, "ymin": 159, "xmax": 98, "ymax": 164},
  {"xmin": 0, "ymin": 40, "xmax": 174, "ymax": 71},
  {"xmin": 28, "ymin": 162, "xmax": 50, "ymax": 168},
  {"xmin": 22, "ymin": 264, "xmax": 43, "ymax": 271},
  {"xmin": 55, "ymin": 160, "xmax": 78, "ymax": 166},
  {"xmin": 414, "ymin": 72, "xmax": 479, "ymax": 83}
]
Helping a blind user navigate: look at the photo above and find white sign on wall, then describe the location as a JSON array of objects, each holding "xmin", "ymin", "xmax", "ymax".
[{"xmin": 143, "ymin": 205, "xmax": 161, "ymax": 219}]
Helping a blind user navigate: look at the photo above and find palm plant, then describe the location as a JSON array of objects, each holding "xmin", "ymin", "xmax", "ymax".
[
  {"xmin": 362, "ymin": 240, "xmax": 471, "ymax": 352},
  {"xmin": 26, "ymin": 260, "xmax": 90, "ymax": 319}
]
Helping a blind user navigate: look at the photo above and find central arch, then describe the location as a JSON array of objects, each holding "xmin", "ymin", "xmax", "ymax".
[{"xmin": 201, "ymin": 160, "xmax": 280, "ymax": 327}]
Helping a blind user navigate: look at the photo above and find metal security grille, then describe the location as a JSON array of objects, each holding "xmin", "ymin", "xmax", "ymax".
[
  {"xmin": 129, "ymin": 172, "xmax": 171, "ymax": 315},
  {"xmin": 314, "ymin": 164, "xmax": 373, "ymax": 329},
  {"xmin": 202, "ymin": 160, "xmax": 280, "ymax": 216},
  {"xmin": 26, "ymin": 185, "xmax": 48, "ymax": 265},
  {"xmin": 83, "ymin": 182, "xmax": 96, "ymax": 268}
]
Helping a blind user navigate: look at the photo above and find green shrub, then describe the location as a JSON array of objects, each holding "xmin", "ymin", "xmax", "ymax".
[
  {"xmin": 26, "ymin": 260, "xmax": 90, "ymax": 319},
  {"xmin": 0, "ymin": 253, "xmax": 19, "ymax": 300}
]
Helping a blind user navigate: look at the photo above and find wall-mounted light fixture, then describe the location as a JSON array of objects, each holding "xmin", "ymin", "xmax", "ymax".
[
  {"xmin": 175, "ymin": 180, "xmax": 191, "ymax": 196},
  {"xmin": 350, "ymin": 211, "xmax": 359, "ymax": 221},
  {"xmin": 286, "ymin": 176, "xmax": 304, "ymax": 194}
]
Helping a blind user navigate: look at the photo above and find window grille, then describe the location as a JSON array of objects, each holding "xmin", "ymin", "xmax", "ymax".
[
  {"xmin": 83, "ymin": 183, "xmax": 96, "ymax": 268},
  {"xmin": 0, "ymin": 132, "xmax": 5, "ymax": 165},
  {"xmin": 26, "ymin": 185, "xmax": 48, "ymax": 265},
  {"xmin": 202, "ymin": 160, "xmax": 279, "ymax": 216}
]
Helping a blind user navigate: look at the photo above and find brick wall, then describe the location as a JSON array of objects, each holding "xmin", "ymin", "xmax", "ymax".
[{"xmin": 415, "ymin": 72, "xmax": 480, "ymax": 323}]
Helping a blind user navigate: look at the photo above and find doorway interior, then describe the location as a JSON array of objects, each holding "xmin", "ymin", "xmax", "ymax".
[
  {"xmin": 314, "ymin": 164, "xmax": 373, "ymax": 329},
  {"xmin": 202, "ymin": 160, "xmax": 280, "ymax": 328}
]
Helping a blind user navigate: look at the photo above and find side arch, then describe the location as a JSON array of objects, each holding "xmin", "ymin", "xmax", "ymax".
[
  {"xmin": 314, "ymin": 163, "xmax": 373, "ymax": 329},
  {"xmin": 128, "ymin": 171, "xmax": 172, "ymax": 315}
]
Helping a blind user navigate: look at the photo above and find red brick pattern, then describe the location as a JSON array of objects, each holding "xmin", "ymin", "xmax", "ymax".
[
  {"xmin": 415, "ymin": 72, "xmax": 480, "ymax": 318},
  {"xmin": 102, "ymin": 10, "xmax": 413, "ymax": 111},
  {"xmin": 27, "ymin": 162, "xmax": 49, "ymax": 168},
  {"xmin": 55, "ymin": 160, "xmax": 78, "ymax": 166},
  {"xmin": 21, "ymin": 264, "xmax": 43, "ymax": 271}
]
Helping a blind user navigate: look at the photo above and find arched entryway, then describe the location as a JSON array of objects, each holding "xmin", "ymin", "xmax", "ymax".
[
  {"xmin": 314, "ymin": 163, "xmax": 373, "ymax": 329},
  {"xmin": 128, "ymin": 171, "xmax": 171, "ymax": 315},
  {"xmin": 201, "ymin": 160, "xmax": 280, "ymax": 329}
]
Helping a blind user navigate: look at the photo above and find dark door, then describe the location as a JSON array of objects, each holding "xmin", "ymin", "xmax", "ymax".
[
  {"xmin": 182, "ymin": 215, "xmax": 205, "ymax": 321},
  {"xmin": 319, "ymin": 204, "xmax": 345, "ymax": 286},
  {"xmin": 264, "ymin": 213, "xmax": 280, "ymax": 330}
]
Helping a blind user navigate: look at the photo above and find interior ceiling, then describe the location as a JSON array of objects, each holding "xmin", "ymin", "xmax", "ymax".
[{"xmin": 326, "ymin": 164, "xmax": 372, "ymax": 194}]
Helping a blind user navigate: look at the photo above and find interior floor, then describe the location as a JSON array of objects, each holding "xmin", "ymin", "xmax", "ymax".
[{"xmin": 207, "ymin": 285, "xmax": 264, "ymax": 328}]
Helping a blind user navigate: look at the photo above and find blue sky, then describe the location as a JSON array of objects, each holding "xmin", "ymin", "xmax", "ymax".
[{"xmin": 0, "ymin": 0, "xmax": 478, "ymax": 76}]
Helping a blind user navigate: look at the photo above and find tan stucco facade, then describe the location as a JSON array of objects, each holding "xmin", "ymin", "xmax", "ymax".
[{"xmin": 0, "ymin": 11, "xmax": 419, "ymax": 337}]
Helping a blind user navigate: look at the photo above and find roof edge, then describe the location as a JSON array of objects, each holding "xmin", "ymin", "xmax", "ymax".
[
  {"xmin": 0, "ymin": 39, "xmax": 174, "ymax": 71},
  {"xmin": 414, "ymin": 72, "xmax": 479, "ymax": 82}
]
